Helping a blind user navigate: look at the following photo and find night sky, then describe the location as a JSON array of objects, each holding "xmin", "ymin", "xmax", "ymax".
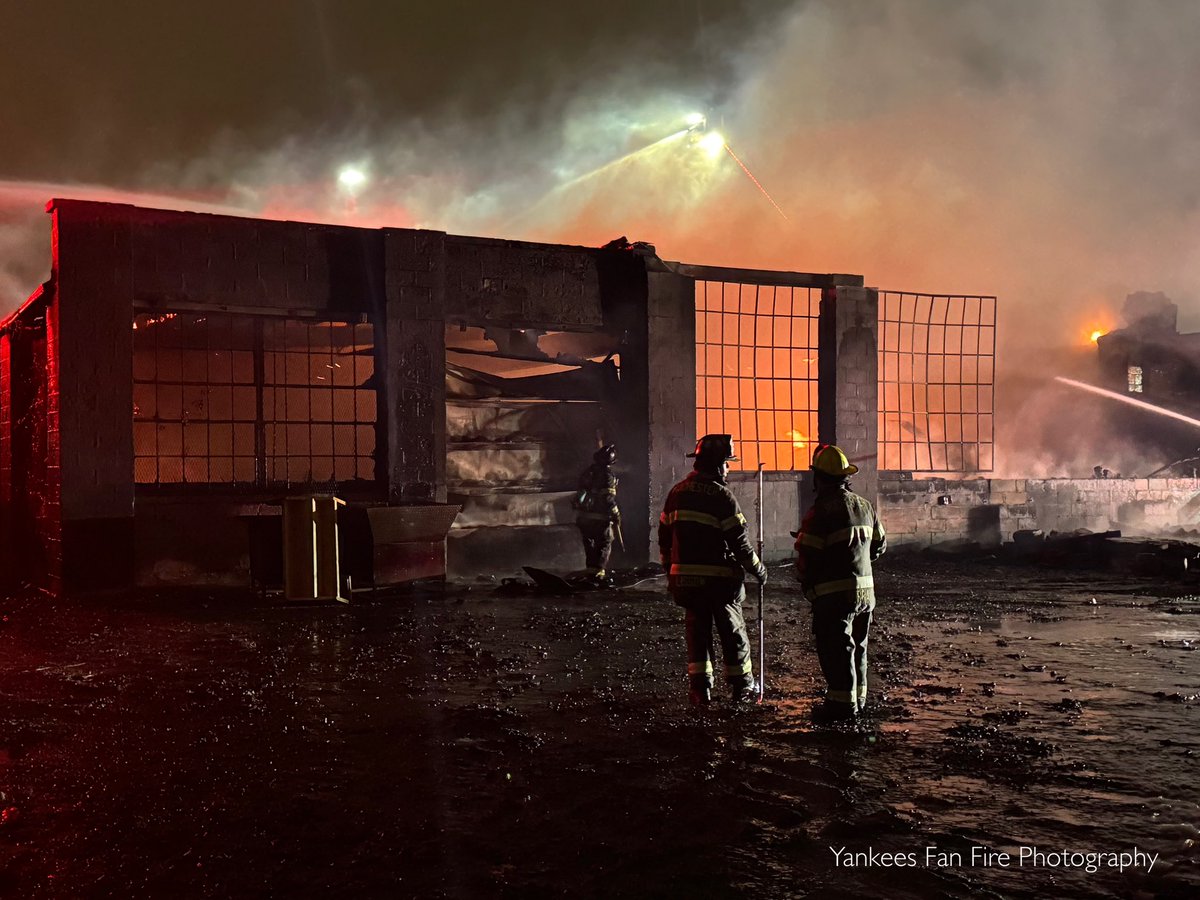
[
  {"xmin": 3, "ymin": 0, "xmax": 1200, "ymax": 379},
  {"xmin": 2, "ymin": 1, "xmax": 782, "ymax": 186}
]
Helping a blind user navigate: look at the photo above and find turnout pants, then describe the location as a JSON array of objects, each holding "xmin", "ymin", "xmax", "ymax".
[
  {"xmin": 578, "ymin": 521, "xmax": 614, "ymax": 575},
  {"xmin": 812, "ymin": 597, "xmax": 873, "ymax": 713},
  {"xmin": 680, "ymin": 584, "xmax": 754, "ymax": 692}
]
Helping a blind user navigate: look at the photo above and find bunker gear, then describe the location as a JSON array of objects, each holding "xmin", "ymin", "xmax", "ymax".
[
  {"xmin": 660, "ymin": 463, "xmax": 766, "ymax": 702},
  {"xmin": 794, "ymin": 465, "xmax": 886, "ymax": 716},
  {"xmin": 574, "ymin": 458, "xmax": 620, "ymax": 580}
]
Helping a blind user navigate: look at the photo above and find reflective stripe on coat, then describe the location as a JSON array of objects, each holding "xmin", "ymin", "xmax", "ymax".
[
  {"xmin": 659, "ymin": 471, "xmax": 764, "ymax": 593},
  {"xmin": 794, "ymin": 485, "xmax": 886, "ymax": 605}
]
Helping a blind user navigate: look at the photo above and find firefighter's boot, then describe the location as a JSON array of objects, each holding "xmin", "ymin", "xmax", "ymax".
[
  {"xmin": 688, "ymin": 675, "xmax": 712, "ymax": 706},
  {"xmin": 730, "ymin": 676, "xmax": 760, "ymax": 704},
  {"xmin": 812, "ymin": 700, "xmax": 858, "ymax": 723}
]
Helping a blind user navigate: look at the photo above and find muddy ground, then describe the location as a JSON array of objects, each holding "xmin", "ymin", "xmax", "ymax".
[{"xmin": 1, "ymin": 555, "xmax": 1198, "ymax": 899}]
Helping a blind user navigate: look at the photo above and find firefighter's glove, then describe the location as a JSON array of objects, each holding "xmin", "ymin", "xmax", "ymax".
[{"xmin": 753, "ymin": 566, "xmax": 768, "ymax": 586}]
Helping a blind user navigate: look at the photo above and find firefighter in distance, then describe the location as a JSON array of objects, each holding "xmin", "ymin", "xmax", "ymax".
[{"xmin": 573, "ymin": 444, "xmax": 621, "ymax": 584}]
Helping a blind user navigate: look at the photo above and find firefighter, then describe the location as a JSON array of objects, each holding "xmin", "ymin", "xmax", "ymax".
[
  {"xmin": 659, "ymin": 434, "xmax": 767, "ymax": 705},
  {"xmin": 573, "ymin": 444, "xmax": 621, "ymax": 584},
  {"xmin": 793, "ymin": 444, "xmax": 887, "ymax": 720}
]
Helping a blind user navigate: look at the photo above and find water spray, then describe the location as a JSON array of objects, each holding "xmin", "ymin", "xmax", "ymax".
[
  {"xmin": 556, "ymin": 129, "xmax": 690, "ymax": 192},
  {"xmin": 1054, "ymin": 377, "xmax": 1200, "ymax": 429}
]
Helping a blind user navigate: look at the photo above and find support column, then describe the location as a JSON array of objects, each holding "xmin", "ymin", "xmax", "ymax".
[
  {"xmin": 0, "ymin": 331, "xmax": 11, "ymax": 585},
  {"xmin": 646, "ymin": 270, "xmax": 696, "ymax": 561},
  {"xmin": 53, "ymin": 203, "xmax": 135, "ymax": 590},
  {"xmin": 818, "ymin": 286, "xmax": 880, "ymax": 505},
  {"xmin": 383, "ymin": 229, "xmax": 447, "ymax": 503},
  {"xmin": 596, "ymin": 251, "xmax": 650, "ymax": 566}
]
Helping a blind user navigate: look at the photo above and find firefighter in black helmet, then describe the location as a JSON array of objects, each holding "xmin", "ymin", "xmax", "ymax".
[
  {"xmin": 659, "ymin": 434, "xmax": 767, "ymax": 705},
  {"xmin": 573, "ymin": 444, "xmax": 621, "ymax": 585}
]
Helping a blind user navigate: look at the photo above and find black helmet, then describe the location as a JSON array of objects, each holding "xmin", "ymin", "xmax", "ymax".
[
  {"xmin": 594, "ymin": 444, "xmax": 617, "ymax": 466},
  {"xmin": 686, "ymin": 434, "xmax": 738, "ymax": 461}
]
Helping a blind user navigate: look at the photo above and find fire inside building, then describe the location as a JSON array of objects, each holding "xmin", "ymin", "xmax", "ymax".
[{"xmin": 3, "ymin": 199, "xmax": 1199, "ymax": 596}]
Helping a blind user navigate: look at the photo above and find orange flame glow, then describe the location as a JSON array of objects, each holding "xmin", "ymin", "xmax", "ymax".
[
  {"xmin": 132, "ymin": 312, "xmax": 178, "ymax": 331},
  {"xmin": 786, "ymin": 430, "xmax": 808, "ymax": 449}
]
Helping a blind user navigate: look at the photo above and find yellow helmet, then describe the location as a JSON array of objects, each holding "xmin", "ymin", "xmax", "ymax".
[{"xmin": 811, "ymin": 444, "xmax": 858, "ymax": 477}]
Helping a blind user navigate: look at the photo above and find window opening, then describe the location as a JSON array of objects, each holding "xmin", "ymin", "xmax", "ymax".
[
  {"xmin": 695, "ymin": 280, "xmax": 818, "ymax": 472},
  {"xmin": 133, "ymin": 312, "xmax": 378, "ymax": 488}
]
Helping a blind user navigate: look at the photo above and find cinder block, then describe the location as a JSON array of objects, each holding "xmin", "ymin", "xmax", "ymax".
[{"xmin": 880, "ymin": 511, "xmax": 918, "ymax": 531}]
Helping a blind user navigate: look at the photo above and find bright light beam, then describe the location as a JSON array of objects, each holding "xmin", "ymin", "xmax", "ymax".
[
  {"xmin": 1055, "ymin": 377, "xmax": 1200, "ymax": 429},
  {"xmin": 504, "ymin": 129, "xmax": 692, "ymax": 232},
  {"xmin": 338, "ymin": 166, "xmax": 367, "ymax": 190},
  {"xmin": 722, "ymin": 142, "xmax": 790, "ymax": 222},
  {"xmin": 556, "ymin": 129, "xmax": 689, "ymax": 191},
  {"xmin": 699, "ymin": 131, "xmax": 725, "ymax": 157}
]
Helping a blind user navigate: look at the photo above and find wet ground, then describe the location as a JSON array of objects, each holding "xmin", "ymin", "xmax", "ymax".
[{"xmin": 1, "ymin": 557, "xmax": 1198, "ymax": 899}]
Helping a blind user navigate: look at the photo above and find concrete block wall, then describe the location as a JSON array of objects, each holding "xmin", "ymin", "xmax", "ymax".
[
  {"xmin": 819, "ymin": 286, "xmax": 880, "ymax": 505},
  {"xmin": 1, "ymin": 301, "xmax": 63, "ymax": 592},
  {"xmin": 878, "ymin": 474, "xmax": 1200, "ymax": 548},
  {"xmin": 646, "ymin": 270, "xmax": 697, "ymax": 563},
  {"xmin": 0, "ymin": 330, "xmax": 11, "ymax": 582},
  {"xmin": 725, "ymin": 475, "xmax": 802, "ymax": 562},
  {"xmin": 53, "ymin": 208, "xmax": 135, "ymax": 525},
  {"xmin": 126, "ymin": 207, "xmax": 377, "ymax": 313},
  {"xmin": 876, "ymin": 476, "xmax": 996, "ymax": 549},
  {"xmin": 385, "ymin": 228, "xmax": 447, "ymax": 502},
  {"xmin": 41, "ymin": 290, "xmax": 64, "ymax": 593},
  {"xmin": 598, "ymin": 252, "xmax": 651, "ymax": 566},
  {"xmin": 444, "ymin": 237, "xmax": 604, "ymax": 328}
]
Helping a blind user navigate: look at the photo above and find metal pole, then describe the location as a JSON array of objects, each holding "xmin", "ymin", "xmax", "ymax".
[{"xmin": 757, "ymin": 462, "xmax": 765, "ymax": 702}]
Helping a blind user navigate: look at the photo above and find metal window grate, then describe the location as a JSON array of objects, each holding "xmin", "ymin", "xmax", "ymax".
[
  {"xmin": 877, "ymin": 292, "xmax": 996, "ymax": 472},
  {"xmin": 695, "ymin": 281, "xmax": 819, "ymax": 472},
  {"xmin": 133, "ymin": 312, "xmax": 378, "ymax": 488}
]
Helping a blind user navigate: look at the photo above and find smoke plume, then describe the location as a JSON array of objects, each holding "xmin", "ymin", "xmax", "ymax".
[{"xmin": 5, "ymin": 1, "xmax": 1200, "ymax": 475}]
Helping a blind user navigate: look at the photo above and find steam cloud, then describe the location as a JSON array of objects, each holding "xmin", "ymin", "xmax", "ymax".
[{"xmin": 4, "ymin": 0, "xmax": 1200, "ymax": 476}]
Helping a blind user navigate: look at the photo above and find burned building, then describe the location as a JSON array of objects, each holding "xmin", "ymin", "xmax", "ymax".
[
  {"xmin": 0, "ymin": 200, "xmax": 884, "ymax": 593},
  {"xmin": 1096, "ymin": 291, "xmax": 1200, "ymax": 407},
  {"xmin": 0, "ymin": 199, "xmax": 1054, "ymax": 594},
  {"xmin": 1094, "ymin": 290, "xmax": 1200, "ymax": 472}
]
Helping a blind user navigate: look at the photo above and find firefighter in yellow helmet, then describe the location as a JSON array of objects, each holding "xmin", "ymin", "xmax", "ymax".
[
  {"xmin": 659, "ymin": 434, "xmax": 767, "ymax": 705},
  {"xmin": 793, "ymin": 444, "xmax": 886, "ymax": 720}
]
